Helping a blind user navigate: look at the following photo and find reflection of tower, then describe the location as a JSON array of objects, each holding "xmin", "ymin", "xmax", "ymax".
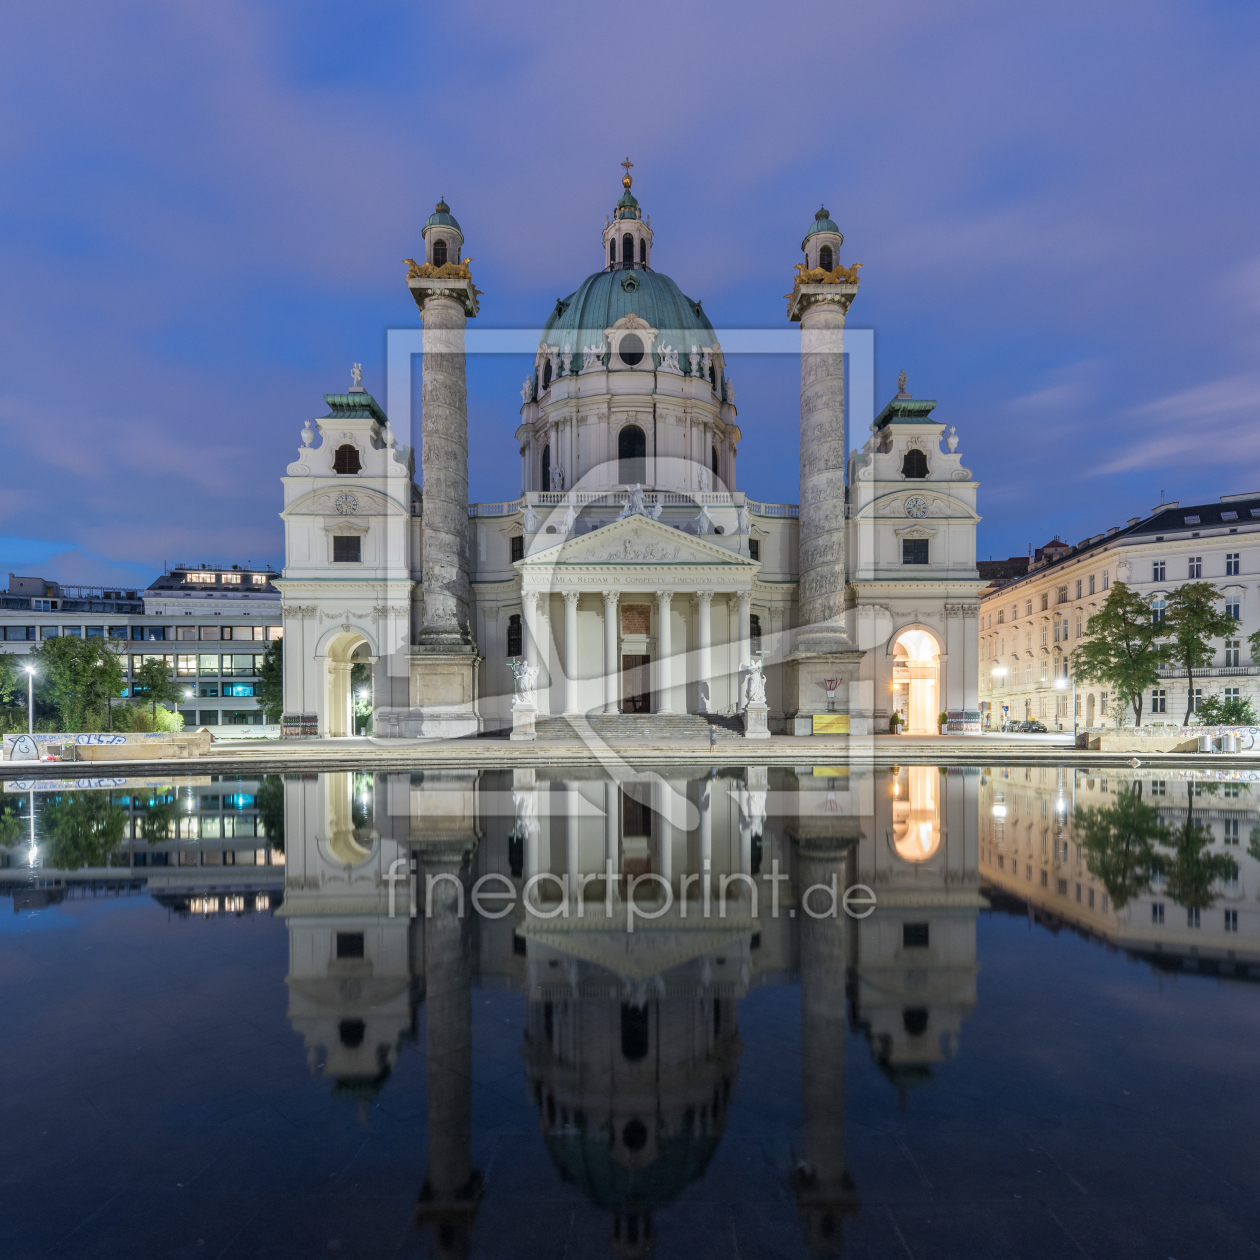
[
  {"xmin": 851, "ymin": 766, "xmax": 982, "ymax": 1103},
  {"xmin": 791, "ymin": 836, "xmax": 860, "ymax": 1255},
  {"xmin": 521, "ymin": 936, "xmax": 746, "ymax": 1257},
  {"xmin": 411, "ymin": 772, "xmax": 484, "ymax": 1258}
]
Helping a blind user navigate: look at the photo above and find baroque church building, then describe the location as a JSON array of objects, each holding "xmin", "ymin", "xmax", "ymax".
[{"xmin": 277, "ymin": 173, "xmax": 982, "ymax": 738}]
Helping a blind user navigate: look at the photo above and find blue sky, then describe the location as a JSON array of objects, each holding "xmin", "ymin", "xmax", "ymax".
[{"xmin": 2, "ymin": 0, "xmax": 1258, "ymax": 587}]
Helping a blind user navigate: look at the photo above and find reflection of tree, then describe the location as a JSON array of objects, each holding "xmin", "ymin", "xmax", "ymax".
[
  {"xmin": 1162, "ymin": 790, "xmax": 1237, "ymax": 912},
  {"xmin": 137, "ymin": 797, "xmax": 179, "ymax": 844},
  {"xmin": 43, "ymin": 794, "xmax": 126, "ymax": 870},
  {"xmin": 0, "ymin": 793, "xmax": 24, "ymax": 847},
  {"xmin": 1074, "ymin": 788, "xmax": 1164, "ymax": 909},
  {"xmin": 257, "ymin": 775, "xmax": 284, "ymax": 852}
]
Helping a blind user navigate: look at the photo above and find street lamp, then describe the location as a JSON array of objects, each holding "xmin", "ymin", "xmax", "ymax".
[
  {"xmin": 23, "ymin": 664, "xmax": 35, "ymax": 735},
  {"xmin": 1055, "ymin": 673, "xmax": 1077, "ymax": 740}
]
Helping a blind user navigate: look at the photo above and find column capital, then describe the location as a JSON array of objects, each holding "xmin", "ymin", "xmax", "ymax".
[
  {"xmin": 654, "ymin": 589, "xmax": 674, "ymax": 606},
  {"xmin": 602, "ymin": 588, "xmax": 619, "ymax": 608},
  {"xmin": 562, "ymin": 590, "xmax": 580, "ymax": 608},
  {"xmin": 737, "ymin": 590, "xmax": 753, "ymax": 609},
  {"xmin": 696, "ymin": 589, "xmax": 714, "ymax": 607}
]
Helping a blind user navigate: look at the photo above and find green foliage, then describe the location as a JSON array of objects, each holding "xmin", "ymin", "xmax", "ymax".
[
  {"xmin": 1162, "ymin": 817, "xmax": 1238, "ymax": 911},
  {"xmin": 937, "ymin": 711, "xmax": 950, "ymax": 725},
  {"xmin": 1162, "ymin": 582, "xmax": 1237, "ymax": 725},
  {"xmin": 1249, "ymin": 628, "xmax": 1260, "ymax": 666},
  {"xmin": 115, "ymin": 703, "xmax": 185, "ymax": 733},
  {"xmin": 1196, "ymin": 694, "xmax": 1259, "ymax": 726},
  {"xmin": 1070, "ymin": 582, "xmax": 1168, "ymax": 726},
  {"xmin": 1074, "ymin": 787, "xmax": 1165, "ymax": 909},
  {"xmin": 28, "ymin": 637, "xmax": 127, "ymax": 732},
  {"xmin": 131, "ymin": 656, "xmax": 180, "ymax": 722},
  {"xmin": 42, "ymin": 793, "xmax": 127, "ymax": 870},
  {"xmin": 0, "ymin": 653, "xmax": 25, "ymax": 707},
  {"xmin": 258, "ymin": 637, "xmax": 283, "ymax": 723},
  {"xmin": 0, "ymin": 794, "xmax": 25, "ymax": 848},
  {"xmin": 256, "ymin": 774, "xmax": 284, "ymax": 852},
  {"xmin": 138, "ymin": 797, "xmax": 180, "ymax": 844},
  {"xmin": 351, "ymin": 660, "xmax": 372, "ymax": 732},
  {"xmin": 1249, "ymin": 825, "xmax": 1260, "ymax": 865}
]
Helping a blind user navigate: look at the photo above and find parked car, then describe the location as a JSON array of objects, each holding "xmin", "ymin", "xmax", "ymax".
[{"xmin": 1020, "ymin": 720, "xmax": 1048, "ymax": 733}]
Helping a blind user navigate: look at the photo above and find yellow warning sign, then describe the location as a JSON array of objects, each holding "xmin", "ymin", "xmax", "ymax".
[{"xmin": 812, "ymin": 714, "xmax": 850, "ymax": 735}]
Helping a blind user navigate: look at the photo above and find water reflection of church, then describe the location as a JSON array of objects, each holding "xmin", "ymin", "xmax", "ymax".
[{"xmin": 278, "ymin": 764, "xmax": 983, "ymax": 1255}]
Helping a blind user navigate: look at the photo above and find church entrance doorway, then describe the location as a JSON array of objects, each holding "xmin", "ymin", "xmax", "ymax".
[
  {"xmin": 622, "ymin": 655, "xmax": 651, "ymax": 713},
  {"xmin": 892, "ymin": 629, "xmax": 941, "ymax": 735},
  {"xmin": 324, "ymin": 631, "xmax": 372, "ymax": 737}
]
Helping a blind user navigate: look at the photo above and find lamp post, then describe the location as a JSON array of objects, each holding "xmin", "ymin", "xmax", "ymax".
[
  {"xmin": 23, "ymin": 664, "xmax": 35, "ymax": 735},
  {"xmin": 1055, "ymin": 673, "xmax": 1077, "ymax": 740}
]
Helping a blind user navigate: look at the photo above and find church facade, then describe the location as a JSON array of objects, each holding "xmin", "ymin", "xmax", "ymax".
[{"xmin": 277, "ymin": 174, "xmax": 982, "ymax": 738}]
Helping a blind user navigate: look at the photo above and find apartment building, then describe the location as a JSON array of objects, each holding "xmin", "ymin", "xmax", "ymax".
[
  {"xmin": 1, "ymin": 565, "xmax": 282, "ymax": 728},
  {"xmin": 979, "ymin": 493, "xmax": 1260, "ymax": 729}
]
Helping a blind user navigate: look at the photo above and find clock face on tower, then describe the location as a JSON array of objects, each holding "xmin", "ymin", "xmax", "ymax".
[{"xmin": 904, "ymin": 496, "xmax": 929, "ymax": 519}]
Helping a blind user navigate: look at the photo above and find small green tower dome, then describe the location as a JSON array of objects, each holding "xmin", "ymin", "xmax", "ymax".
[
  {"xmin": 801, "ymin": 205, "xmax": 842, "ymax": 249},
  {"xmin": 424, "ymin": 197, "xmax": 462, "ymax": 233}
]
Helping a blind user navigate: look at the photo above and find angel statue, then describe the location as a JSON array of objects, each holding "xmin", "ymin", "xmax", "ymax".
[
  {"xmin": 350, "ymin": 362, "xmax": 363, "ymax": 390},
  {"xmin": 520, "ymin": 375, "xmax": 534, "ymax": 404},
  {"xmin": 742, "ymin": 658, "xmax": 767, "ymax": 706},
  {"xmin": 510, "ymin": 659, "xmax": 539, "ymax": 709},
  {"xmin": 689, "ymin": 346, "xmax": 701, "ymax": 377},
  {"xmin": 583, "ymin": 344, "xmax": 603, "ymax": 370},
  {"xmin": 658, "ymin": 344, "xmax": 680, "ymax": 373}
]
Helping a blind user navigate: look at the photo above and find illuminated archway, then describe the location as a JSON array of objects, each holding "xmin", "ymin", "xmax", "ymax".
[
  {"xmin": 892, "ymin": 629, "xmax": 941, "ymax": 735},
  {"xmin": 891, "ymin": 766, "xmax": 941, "ymax": 862},
  {"xmin": 322, "ymin": 630, "xmax": 372, "ymax": 737}
]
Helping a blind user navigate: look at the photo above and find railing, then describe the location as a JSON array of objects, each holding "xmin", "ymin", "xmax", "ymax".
[
  {"xmin": 746, "ymin": 500, "xmax": 799, "ymax": 518},
  {"xmin": 1155, "ymin": 665, "xmax": 1258, "ymax": 678},
  {"xmin": 469, "ymin": 490, "xmax": 750, "ymax": 517}
]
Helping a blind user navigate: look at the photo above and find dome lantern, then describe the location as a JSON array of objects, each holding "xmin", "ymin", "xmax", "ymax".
[
  {"xmin": 602, "ymin": 159, "xmax": 653, "ymax": 272},
  {"xmin": 801, "ymin": 204, "xmax": 843, "ymax": 273},
  {"xmin": 421, "ymin": 197, "xmax": 464, "ymax": 268}
]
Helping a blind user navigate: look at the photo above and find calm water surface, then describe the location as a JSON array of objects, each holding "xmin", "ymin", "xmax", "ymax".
[{"xmin": 2, "ymin": 764, "xmax": 1259, "ymax": 1259}]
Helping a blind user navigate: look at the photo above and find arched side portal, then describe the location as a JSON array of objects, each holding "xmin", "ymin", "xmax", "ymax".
[
  {"xmin": 322, "ymin": 630, "xmax": 373, "ymax": 737},
  {"xmin": 893, "ymin": 629, "xmax": 941, "ymax": 735}
]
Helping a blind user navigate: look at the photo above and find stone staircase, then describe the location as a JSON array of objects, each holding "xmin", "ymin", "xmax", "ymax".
[{"xmin": 532, "ymin": 712, "xmax": 747, "ymax": 743}]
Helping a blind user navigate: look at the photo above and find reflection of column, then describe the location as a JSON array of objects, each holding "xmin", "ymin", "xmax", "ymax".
[
  {"xmin": 566, "ymin": 783, "xmax": 580, "ymax": 902},
  {"xmin": 792, "ymin": 841, "xmax": 858, "ymax": 1254},
  {"xmin": 523, "ymin": 592, "xmax": 539, "ymax": 677},
  {"xmin": 416, "ymin": 852, "xmax": 482, "ymax": 1252},
  {"xmin": 655, "ymin": 590, "xmax": 673, "ymax": 714},
  {"xmin": 699, "ymin": 780, "xmax": 713, "ymax": 896},
  {"xmin": 658, "ymin": 781, "xmax": 677, "ymax": 886},
  {"xmin": 696, "ymin": 591, "xmax": 713, "ymax": 714},
  {"xmin": 562, "ymin": 591, "xmax": 580, "ymax": 716},
  {"xmin": 603, "ymin": 589, "xmax": 619, "ymax": 714},
  {"xmin": 604, "ymin": 780, "xmax": 618, "ymax": 874},
  {"xmin": 736, "ymin": 591, "xmax": 752, "ymax": 710}
]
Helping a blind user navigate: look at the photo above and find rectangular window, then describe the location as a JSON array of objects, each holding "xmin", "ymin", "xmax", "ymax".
[
  {"xmin": 1075, "ymin": 883, "xmax": 1081, "ymax": 902},
  {"xmin": 108, "ymin": 626, "xmax": 128, "ymax": 639},
  {"xmin": 197, "ymin": 710, "xmax": 219, "ymax": 725},
  {"xmin": 4, "ymin": 627, "xmax": 34, "ymax": 640},
  {"xmin": 510, "ymin": 535, "xmax": 524, "ymax": 562},
  {"xmin": 1152, "ymin": 598, "xmax": 1166, "ymax": 623},
  {"xmin": 63, "ymin": 627, "xmax": 82, "ymax": 637},
  {"xmin": 1226, "ymin": 640, "xmax": 1241, "ymax": 665},
  {"xmin": 902, "ymin": 923, "xmax": 929, "ymax": 948},
  {"xmin": 1041, "ymin": 624, "xmax": 1049, "ymax": 647},
  {"xmin": 178, "ymin": 709, "xmax": 198, "ymax": 728},
  {"xmin": 1189, "ymin": 556, "xmax": 1202, "ymax": 579},
  {"xmin": 1040, "ymin": 592, "xmax": 1049, "ymax": 611},
  {"xmin": 85, "ymin": 626, "xmax": 104, "ymax": 638},
  {"xmin": 1088, "ymin": 888, "xmax": 1095, "ymax": 908},
  {"xmin": 335, "ymin": 932, "xmax": 365, "ymax": 960},
  {"xmin": 1227, "ymin": 552, "xmax": 1240, "ymax": 576},
  {"xmin": 176, "ymin": 626, "xmax": 196, "ymax": 641},
  {"xmin": 223, "ymin": 682, "xmax": 257, "ymax": 698},
  {"xmin": 1040, "ymin": 870, "xmax": 1048, "ymax": 887},
  {"xmin": 176, "ymin": 655, "xmax": 197, "ymax": 676},
  {"xmin": 198, "ymin": 654, "xmax": 220, "ymax": 675},
  {"xmin": 1057, "ymin": 585, "xmax": 1067, "ymax": 604},
  {"xmin": 902, "ymin": 538, "xmax": 929, "ymax": 565},
  {"xmin": 251, "ymin": 574, "xmax": 267, "ymax": 585},
  {"xmin": 1224, "ymin": 819, "xmax": 1240, "ymax": 844},
  {"xmin": 1225, "ymin": 909, "xmax": 1239, "ymax": 933},
  {"xmin": 222, "ymin": 654, "xmax": 259, "ymax": 677},
  {"xmin": 1153, "ymin": 561, "xmax": 1165, "ymax": 582},
  {"xmin": 198, "ymin": 682, "xmax": 219, "ymax": 698},
  {"xmin": 1192, "ymin": 687, "xmax": 1203, "ymax": 712},
  {"xmin": 184, "ymin": 572, "xmax": 216, "ymax": 584},
  {"xmin": 1150, "ymin": 779, "xmax": 1165, "ymax": 795},
  {"xmin": 1075, "ymin": 579, "xmax": 1082, "ymax": 599},
  {"xmin": 333, "ymin": 535, "xmax": 361, "ymax": 563},
  {"xmin": 1151, "ymin": 689, "xmax": 1166, "ymax": 713},
  {"xmin": 221, "ymin": 572, "xmax": 242, "ymax": 584},
  {"xmin": 266, "ymin": 625, "xmax": 283, "ymax": 641},
  {"xmin": 1089, "ymin": 574, "xmax": 1096, "ymax": 594},
  {"xmin": 1226, "ymin": 599, "xmax": 1241, "ymax": 622},
  {"xmin": 1152, "ymin": 902, "xmax": 1165, "ymax": 924},
  {"xmin": 223, "ymin": 710, "xmax": 262, "ymax": 724},
  {"xmin": 1187, "ymin": 906, "xmax": 1201, "ymax": 929},
  {"xmin": 748, "ymin": 539, "xmax": 760, "ymax": 561},
  {"xmin": 1102, "ymin": 570, "xmax": 1109, "ymax": 590},
  {"xmin": 1026, "ymin": 600, "xmax": 1033, "ymax": 617}
]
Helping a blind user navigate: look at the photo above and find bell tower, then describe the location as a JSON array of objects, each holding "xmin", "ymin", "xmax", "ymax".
[{"xmin": 601, "ymin": 159, "xmax": 654, "ymax": 271}]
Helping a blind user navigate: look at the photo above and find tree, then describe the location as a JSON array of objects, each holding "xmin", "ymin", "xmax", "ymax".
[
  {"xmin": 0, "ymin": 653, "xmax": 24, "ymax": 707},
  {"xmin": 1159, "ymin": 790, "xmax": 1238, "ymax": 912},
  {"xmin": 1163, "ymin": 582, "xmax": 1236, "ymax": 725},
  {"xmin": 42, "ymin": 792, "xmax": 127, "ymax": 870},
  {"xmin": 1197, "ymin": 694, "xmax": 1258, "ymax": 726},
  {"xmin": 1070, "ymin": 582, "xmax": 1168, "ymax": 726},
  {"xmin": 1073, "ymin": 787, "xmax": 1165, "ymax": 909},
  {"xmin": 258, "ymin": 636, "xmax": 283, "ymax": 723},
  {"xmin": 256, "ymin": 774, "xmax": 284, "ymax": 853},
  {"xmin": 30, "ymin": 636, "xmax": 126, "ymax": 731},
  {"xmin": 131, "ymin": 655, "xmax": 180, "ymax": 724}
]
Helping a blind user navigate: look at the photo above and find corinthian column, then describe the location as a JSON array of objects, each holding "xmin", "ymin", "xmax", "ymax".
[{"xmin": 417, "ymin": 292, "xmax": 474, "ymax": 646}]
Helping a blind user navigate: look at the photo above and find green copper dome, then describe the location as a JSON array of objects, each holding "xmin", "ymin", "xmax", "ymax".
[
  {"xmin": 801, "ymin": 204, "xmax": 842, "ymax": 248},
  {"xmin": 616, "ymin": 188, "xmax": 641, "ymax": 219},
  {"xmin": 423, "ymin": 197, "xmax": 462, "ymax": 233},
  {"xmin": 541, "ymin": 267, "xmax": 718, "ymax": 367}
]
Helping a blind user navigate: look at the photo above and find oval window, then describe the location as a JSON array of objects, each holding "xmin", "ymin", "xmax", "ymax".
[{"xmin": 619, "ymin": 334, "xmax": 644, "ymax": 366}]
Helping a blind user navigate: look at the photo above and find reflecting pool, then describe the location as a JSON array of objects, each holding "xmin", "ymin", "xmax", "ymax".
[{"xmin": 4, "ymin": 764, "xmax": 1260, "ymax": 1258}]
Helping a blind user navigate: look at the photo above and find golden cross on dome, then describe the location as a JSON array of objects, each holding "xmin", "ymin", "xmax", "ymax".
[{"xmin": 621, "ymin": 157, "xmax": 634, "ymax": 188}]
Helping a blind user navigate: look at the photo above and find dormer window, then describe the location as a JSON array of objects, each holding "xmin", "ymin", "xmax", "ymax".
[
  {"xmin": 432, "ymin": 238, "xmax": 447, "ymax": 266},
  {"xmin": 902, "ymin": 449, "xmax": 928, "ymax": 479},
  {"xmin": 333, "ymin": 444, "xmax": 362, "ymax": 475},
  {"xmin": 818, "ymin": 245, "xmax": 833, "ymax": 271}
]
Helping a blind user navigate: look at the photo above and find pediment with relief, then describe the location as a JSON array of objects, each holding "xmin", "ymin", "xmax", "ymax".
[
  {"xmin": 520, "ymin": 513, "xmax": 755, "ymax": 568},
  {"xmin": 286, "ymin": 485, "xmax": 409, "ymax": 517}
]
